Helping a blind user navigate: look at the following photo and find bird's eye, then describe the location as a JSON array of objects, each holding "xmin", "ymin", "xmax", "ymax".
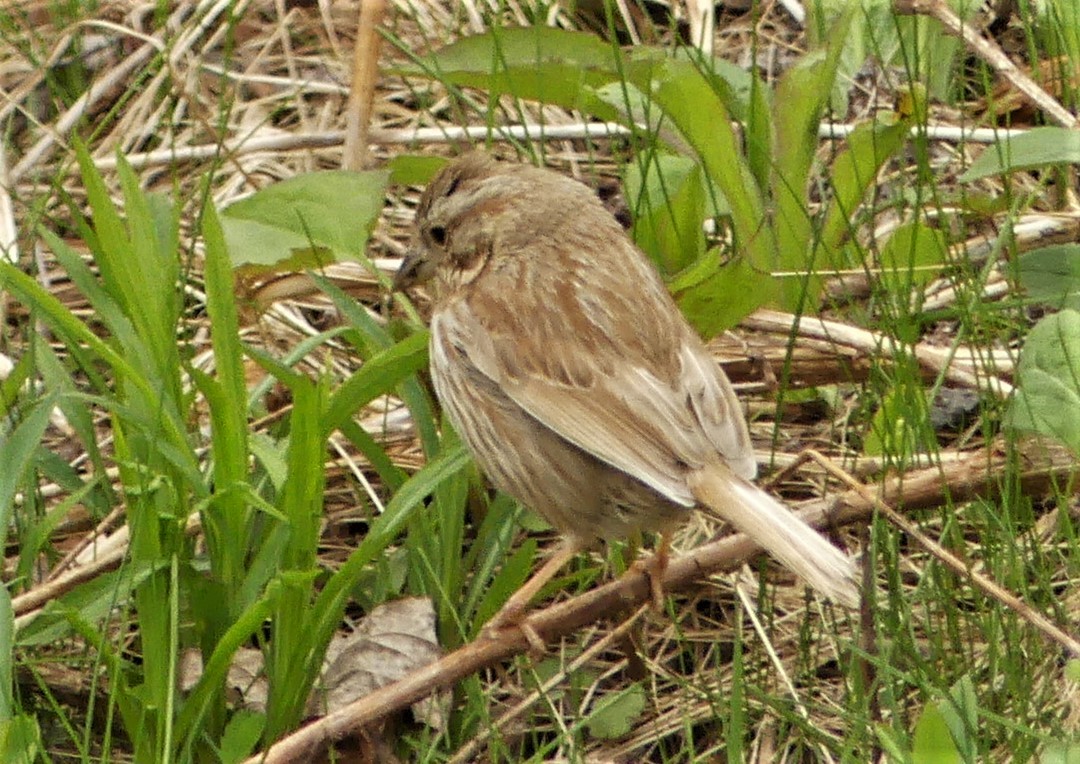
[{"xmin": 429, "ymin": 225, "xmax": 447, "ymax": 246}]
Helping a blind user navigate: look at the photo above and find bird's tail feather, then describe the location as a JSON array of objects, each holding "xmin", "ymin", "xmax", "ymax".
[{"xmin": 688, "ymin": 465, "xmax": 860, "ymax": 608}]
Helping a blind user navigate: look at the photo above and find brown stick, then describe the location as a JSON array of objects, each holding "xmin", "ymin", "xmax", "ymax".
[
  {"xmin": 741, "ymin": 309, "xmax": 1013, "ymax": 397},
  {"xmin": 803, "ymin": 449, "xmax": 1080, "ymax": 656},
  {"xmin": 894, "ymin": 0, "xmax": 1078, "ymax": 128},
  {"xmin": 342, "ymin": 0, "xmax": 387, "ymax": 171},
  {"xmin": 244, "ymin": 439, "xmax": 1077, "ymax": 764}
]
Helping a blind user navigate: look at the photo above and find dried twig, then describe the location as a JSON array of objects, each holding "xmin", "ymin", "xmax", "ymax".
[
  {"xmin": 244, "ymin": 439, "xmax": 1076, "ymax": 763},
  {"xmin": 8, "ymin": 1, "xmax": 200, "ymax": 182},
  {"xmin": 741, "ymin": 309, "xmax": 1013, "ymax": 396},
  {"xmin": 802, "ymin": 449, "xmax": 1080, "ymax": 657},
  {"xmin": 342, "ymin": 0, "xmax": 387, "ymax": 171},
  {"xmin": 447, "ymin": 605, "xmax": 651, "ymax": 764},
  {"xmin": 81, "ymin": 121, "xmax": 1037, "ymax": 173},
  {"xmin": 894, "ymin": 0, "xmax": 1078, "ymax": 128}
]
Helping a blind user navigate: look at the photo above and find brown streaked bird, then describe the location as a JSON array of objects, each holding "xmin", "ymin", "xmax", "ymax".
[{"xmin": 394, "ymin": 153, "xmax": 860, "ymax": 636}]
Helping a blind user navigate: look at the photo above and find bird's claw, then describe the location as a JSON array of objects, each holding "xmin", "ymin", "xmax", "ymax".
[{"xmin": 483, "ymin": 605, "xmax": 546, "ymax": 656}]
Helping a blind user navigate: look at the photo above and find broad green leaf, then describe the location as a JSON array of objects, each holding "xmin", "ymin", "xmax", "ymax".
[
  {"xmin": 624, "ymin": 48, "xmax": 754, "ymax": 119},
  {"xmin": 409, "ymin": 26, "xmax": 614, "ymax": 72},
  {"xmin": 635, "ymin": 58, "xmax": 776, "ymax": 300},
  {"xmin": 937, "ymin": 675, "xmax": 978, "ymax": 762},
  {"xmin": 76, "ymin": 146, "xmax": 186, "ymax": 417},
  {"xmin": 743, "ymin": 69, "xmax": 773, "ymax": 196},
  {"xmin": 0, "ymin": 396, "xmax": 56, "ymax": 550},
  {"xmin": 115, "ymin": 153, "xmax": 182, "ymax": 371},
  {"xmin": 1067, "ymin": 659, "xmax": 1080, "ymax": 682},
  {"xmin": 771, "ymin": 7, "xmax": 854, "ymax": 309},
  {"xmin": 671, "ymin": 249, "xmax": 765, "ymax": 336},
  {"xmin": 895, "ymin": 2, "xmax": 977, "ymax": 101},
  {"xmin": 219, "ymin": 711, "xmax": 264, "ymax": 764},
  {"xmin": 810, "ymin": 1, "xmax": 973, "ymax": 107},
  {"xmin": 199, "ymin": 203, "xmax": 252, "ymax": 593},
  {"xmin": 220, "ymin": 170, "xmax": 389, "ymax": 267},
  {"xmin": 387, "ymin": 154, "xmax": 448, "ymax": 186},
  {"xmin": 878, "ymin": 221, "xmax": 950, "ymax": 293},
  {"xmin": 806, "ymin": 0, "xmax": 877, "ymax": 114},
  {"xmin": 584, "ymin": 683, "xmax": 646, "ymax": 740},
  {"xmin": 863, "ymin": 387, "xmax": 933, "ymax": 462},
  {"xmin": 224, "ymin": 219, "xmax": 336, "ymax": 272},
  {"xmin": 1041, "ymin": 741, "xmax": 1080, "ymax": 764},
  {"xmin": 395, "ymin": 27, "xmax": 621, "ymax": 112},
  {"xmin": 960, "ymin": 127, "xmax": 1080, "ymax": 182},
  {"xmin": 820, "ymin": 112, "xmax": 912, "ymax": 269},
  {"xmin": 248, "ymin": 433, "xmax": 288, "ymax": 493},
  {"xmin": 73, "ymin": 140, "xmax": 133, "ymax": 313},
  {"xmin": 0, "ymin": 716, "xmax": 41, "ymax": 763},
  {"xmin": 1006, "ymin": 309, "xmax": 1080, "ymax": 456},
  {"xmin": 1047, "ymin": 0, "xmax": 1080, "ymax": 62},
  {"xmin": 912, "ymin": 702, "xmax": 962, "ymax": 764},
  {"xmin": 1018, "ymin": 244, "xmax": 1080, "ymax": 310},
  {"xmin": 624, "ymin": 153, "xmax": 706, "ymax": 274},
  {"xmin": 277, "ymin": 375, "xmax": 326, "ymax": 572},
  {"xmin": 585, "ymin": 81, "xmax": 671, "ymax": 144}
]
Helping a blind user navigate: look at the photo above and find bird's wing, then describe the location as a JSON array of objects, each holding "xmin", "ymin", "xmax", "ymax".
[{"xmin": 436, "ymin": 237, "xmax": 755, "ymax": 507}]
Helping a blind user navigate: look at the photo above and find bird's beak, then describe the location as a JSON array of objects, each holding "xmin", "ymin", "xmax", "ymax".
[{"xmin": 393, "ymin": 249, "xmax": 425, "ymax": 291}]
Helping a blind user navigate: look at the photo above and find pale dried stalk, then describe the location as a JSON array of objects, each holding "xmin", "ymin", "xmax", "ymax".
[
  {"xmin": 804, "ymin": 449, "xmax": 1080, "ymax": 657},
  {"xmin": 342, "ymin": 0, "xmax": 387, "ymax": 171},
  {"xmin": 83, "ymin": 120, "xmax": 1039, "ymax": 174},
  {"xmin": 243, "ymin": 440, "xmax": 1077, "ymax": 763},
  {"xmin": 8, "ymin": 1, "xmax": 203, "ymax": 181},
  {"xmin": 0, "ymin": 32, "xmax": 76, "ymax": 126},
  {"xmin": 683, "ymin": 0, "xmax": 715, "ymax": 56},
  {"xmin": 895, "ymin": 0, "xmax": 1078, "ymax": 128},
  {"xmin": 447, "ymin": 605, "xmax": 651, "ymax": 764},
  {"xmin": 10, "ymin": 46, "xmax": 156, "ymax": 181},
  {"xmin": 0, "ymin": 143, "xmax": 17, "ymax": 263},
  {"xmin": 231, "ymin": 258, "xmax": 1014, "ymax": 394},
  {"xmin": 741, "ymin": 309, "xmax": 1013, "ymax": 396},
  {"xmin": 12, "ymin": 515, "xmax": 203, "ymax": 629}
]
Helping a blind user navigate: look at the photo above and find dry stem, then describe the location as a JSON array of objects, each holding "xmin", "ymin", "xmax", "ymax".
[{"xmin": 244, "ymin": 439, "xmax": 1077, "ymax": 764}]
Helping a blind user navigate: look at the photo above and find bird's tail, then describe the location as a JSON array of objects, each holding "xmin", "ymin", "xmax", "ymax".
[{"xmin": 687, "ymin": 465, "xmax": 860, "ymax": 608}]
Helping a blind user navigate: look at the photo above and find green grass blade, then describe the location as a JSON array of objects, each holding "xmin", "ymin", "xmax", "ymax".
[
  {"xmin": 315, "ymin": 275, "xmax": 441, "ymax": 458},
  {"xmin": 302, "ymin": 441, "xmax": 471, "ymax": 688},
  {"xmin": 0, "ymin": 394, "xmax": 57, "ymax": 550},
  {"xmin": 323, "ymin": 330, "xmax": 430, "ymax": 434},
  {"xmin": 199, "ymin": 203, "xmax": 253, "ymax": 599}
]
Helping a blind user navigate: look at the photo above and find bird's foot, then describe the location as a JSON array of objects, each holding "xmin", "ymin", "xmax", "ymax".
[
  {"xmin": 482, "ymin": 602, "xmax": 546, "ymax": 656},
  {"xmin": 630, "ymin": 551, "xmax": 669, "ymax": 613}
]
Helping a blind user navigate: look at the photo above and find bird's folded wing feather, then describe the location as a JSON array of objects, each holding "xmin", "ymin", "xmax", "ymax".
[{"xmin": 439, "ymin": 243, "xmax": 755, "ymax": 507}]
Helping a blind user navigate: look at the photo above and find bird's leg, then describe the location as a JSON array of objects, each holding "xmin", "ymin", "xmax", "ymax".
[
  {"xmin": 483, "ymin": 539, "xmax": 583, "ymax": 652},
  {"xmin": 647, "ymin": 533, "xmax": 671, "ymax": 611},
  {"xmin": 627, "ymin": 533, "xmax": 671, "ymax": 612}
]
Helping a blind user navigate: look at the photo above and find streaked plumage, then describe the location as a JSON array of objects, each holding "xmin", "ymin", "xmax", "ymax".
[{"xmin": 394, "ymin": 153, "xmax": 859, "ymax": 613}]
